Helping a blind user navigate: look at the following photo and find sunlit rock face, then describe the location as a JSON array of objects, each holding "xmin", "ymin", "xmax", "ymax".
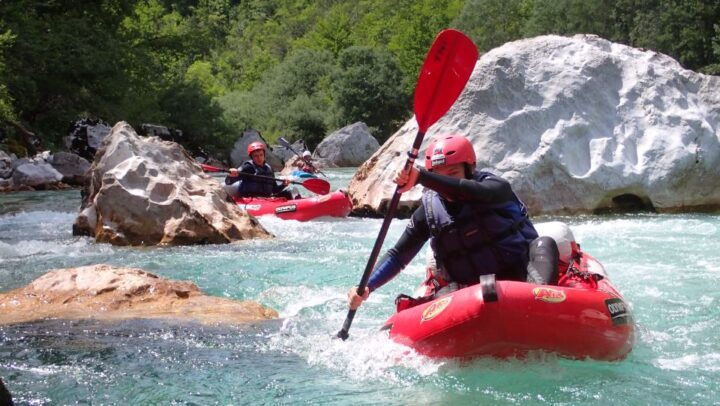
[
  {"xmin": 0, "ymin": 265, "xmax": 278, "ymax": 325},
  {"xmin": 314, "ymin": 122, "xmax": 380, "ymax": 167},
  {"xmin": 349, "ymin": 34, "xmax": 720, "ymax": 216},
  {"xmin": 73, "ymin": 122, "xmax": 271, "ymax": 246}
]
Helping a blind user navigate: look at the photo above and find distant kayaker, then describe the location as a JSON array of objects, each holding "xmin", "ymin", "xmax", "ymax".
[
  {"xmin": 291, "ymin": 150, "xmax": 318, "ymax": 175},
  {"xmin": 348, "ymin": 134, "xmax": 558, "ymax": 309},
  {"xmin": 225, "ymin": 141, "xmax": 293, "ymax": 199}
]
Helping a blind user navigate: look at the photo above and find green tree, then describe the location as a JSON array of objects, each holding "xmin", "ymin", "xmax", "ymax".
[
  {"xmin": 624, "ymin": 0, "xmax": 720, "ymax": 72},
  {"xmin": 218, "ymin": 48, "xmax": 336, "ymax": 146},
  {"xmin": 387, "ymin": 0, "xmax": 465, "ymax": 93},
  {"xmin": 277, "ymin": 93, "xmax": 328, "ymax": 149},
  {"xmin": 523, "ymin": 0, "xmax": 613, "ymax": 39},
  {"xmin": 294, "ymin": 3, "xmax": 356, "ymax": 57},
  {"xmin": 331, "ymin": 46, "xmax": 408, "ymax": 142},
  {"xmin": 0, "ymin": 28, "xmax": 16, "ymax": 124},
  {"xmin": 453, "ymin": 0, "xmax": 532, "ymax": 52}
]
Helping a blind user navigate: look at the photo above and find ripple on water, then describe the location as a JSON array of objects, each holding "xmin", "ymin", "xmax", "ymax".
[{"xmin": 2, "ymin": 190, "xmax": 720, "ymax": 404}]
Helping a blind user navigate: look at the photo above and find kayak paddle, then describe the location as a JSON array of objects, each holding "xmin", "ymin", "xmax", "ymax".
[
  {"xmin": 200, "ymin": 163, "xmax": 331, "ymax": 195},
  {"xmin": 277, "ymin": 137, "xmax": 329, "ymax": 178},
  {"xmin": 336, "ymin": 29, "xmax": 478, "ymax": 341}
]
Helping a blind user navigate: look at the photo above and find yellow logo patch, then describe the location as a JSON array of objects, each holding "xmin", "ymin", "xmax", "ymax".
[
  {"xmin": 421, "ymin": 297, "xmax": 452, "ymax": 322},
  {"xmin": 533, "ymin": 287, "xmax": 567, "ymax": 303}
]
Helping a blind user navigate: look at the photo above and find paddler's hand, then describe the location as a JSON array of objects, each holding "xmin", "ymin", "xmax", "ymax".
[
  {"xmin": 281, "ymin": 178, "xmax": 290, "ymax": 186},
  {"xmin": 394, "ymin": 165, "xmax": 420, "ymax": 193},
  {"xmin": 229, "ymin": 168, "xmax": 239, "ymax": 177},
  {"xmin": 347, "ymin": 286, "xmax": 369, "ymax": 310}
]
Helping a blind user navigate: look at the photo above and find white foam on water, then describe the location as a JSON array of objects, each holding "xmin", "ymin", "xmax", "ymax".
[
  {"xmin": 0, "ymin": 237, "xmax": 105, "ymax": 260},
  {"xmin": 262, "ymin": 316, "xmax": 443, "ymax": 385},
  {"xmin": 256, "ymin": 283, "xmax": 443, "ymax": 384},
  {"xmin": 656, "ymin": 353, "xmax": 720, "ymax": 372}
]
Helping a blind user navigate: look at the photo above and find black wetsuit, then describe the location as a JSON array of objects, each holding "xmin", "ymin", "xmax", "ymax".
[
  {"xmin": 367, "ymin": 169, "xmax": 535, "ymax": 291},
  {"xmin": 225, "ymin": 160, "xmax": 292, "ymax": 199}
]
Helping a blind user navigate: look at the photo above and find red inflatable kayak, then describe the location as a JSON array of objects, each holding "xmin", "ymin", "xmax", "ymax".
[
  {"xmin": 234, "ymin": 190, "xmax": 352, "ymax": 221},
  {"xmin": 382, "ymin": 250, "xmax": 634, "ymax": 361}
]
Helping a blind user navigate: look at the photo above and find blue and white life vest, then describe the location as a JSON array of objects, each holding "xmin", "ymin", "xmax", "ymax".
[{"xmin": 422, "ymin": 171, "xmax": 539, "ymax": 284}]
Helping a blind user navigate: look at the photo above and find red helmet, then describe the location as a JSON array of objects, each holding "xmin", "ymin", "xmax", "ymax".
[
  {"xmin": 424, "ymin": 134, "xmax": 476, "ymax": 170},
  {"xmin": 247, "ymin": 141, "xmax": 266, "ymax": 157}
]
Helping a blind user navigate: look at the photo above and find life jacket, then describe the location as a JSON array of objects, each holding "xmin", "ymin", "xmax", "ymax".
[
  {"xmin": 423, "ymin": 171, "xmax": 539, "ymax": 285},
  {"xmin": 557, "ymin": 242, "xmax": 606, "ymax": 289},
  {"xmin": 237, "ymin": 160, "xmax": 277, "ymax": 197}
]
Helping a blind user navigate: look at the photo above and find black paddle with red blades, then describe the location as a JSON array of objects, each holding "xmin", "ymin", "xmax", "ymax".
[
  {"xmin": 200, "ymin": 163, "xmax": 330, "ymax": 195},
  {"xmin": 336, "ymin": 29, "xmax": 478, "ymax": 340}
]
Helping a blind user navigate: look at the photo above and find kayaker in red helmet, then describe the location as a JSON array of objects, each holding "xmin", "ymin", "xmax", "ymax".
[
  {"xmin": 225, "ymin": 141, "xmax": 293, "ymax": 199},
  {"xmin": 348, "ymin": 134, "xmax": 558, "ymax": 309}
]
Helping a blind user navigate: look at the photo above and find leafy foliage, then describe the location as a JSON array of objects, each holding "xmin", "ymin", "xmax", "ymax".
[
  {"xmin": 0, "ymin": 0, "xmax": 718, "ymax": 158},
  {"xmin": 331, "ymin": 46, "xmax": 407, "ymax": 142}
]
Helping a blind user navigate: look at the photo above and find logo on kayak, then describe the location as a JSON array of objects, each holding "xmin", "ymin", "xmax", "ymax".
[
  {"xmin": 421, "ymin": 297, "xmax": 452, "ymax": 322},
  {"xmin": 275, "ymin": 204, "xmax": 297, "ymax": 214},
  {"xmin": 533, "ymin": 287, "xmax": 566, "ymax": 303},
  {"xmin": 317, "ymin": 194, "xmax": 332, "ymax": 202},
  {"xmin": 604, "ymin": 298, "xmax": 629, "ymax": 325},
  {"xmin": 241, "ymin": 204, "xmax": 261, "ymax": 211}
]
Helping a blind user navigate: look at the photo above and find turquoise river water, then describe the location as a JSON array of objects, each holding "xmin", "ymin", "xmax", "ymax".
[{"xmin": 0, "ymin": 168, "xmax": 718, "ymax": 405}]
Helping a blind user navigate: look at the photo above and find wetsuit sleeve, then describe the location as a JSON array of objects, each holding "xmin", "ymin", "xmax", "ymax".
[
  {"xmin": 239, "ymin": 161, "xmax": 255, "ymax": 175},
  {"xmin": 224, "ymin": 174, "xmax": 240, "ymax": 185},
  {"xmin": 367, "ymin": 206, "xmax": 431, "ymax": 291},
  {"xmin": 233, "ymin": 162, "xmax": 258, "ymax": 192},
  {"xmin": 271, "ymin": 172, "xmax": 287, "ymax": 193},
  {"xmin": 417, "ymin": 169, "xmax": 513, "ymax": 204},
  {"xmin": 224, "ymin": 165, "xmax": 246, "ymax": 185}
]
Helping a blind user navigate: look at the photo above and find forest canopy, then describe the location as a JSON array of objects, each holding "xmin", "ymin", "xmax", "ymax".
[{"xmin": 1, "ymin": 0, "xmax": 718, "ymax": 156}]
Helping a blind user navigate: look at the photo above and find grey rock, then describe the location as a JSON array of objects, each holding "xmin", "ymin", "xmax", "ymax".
[
  {"xmin": 12, "ymin": 162, "xmax": 63, "ymax": 188},
  {"xmin": 314, "ymin": 122, "xmax": 379, "ymax": 167},
  {"xmin": 229, "ymin": 129, "xmax": 283, "ymax": 171},
  {"xmin": 0, "ymin": 150, "xmax": 12, "ymax": 179},
  {"xmin": 50, "ymin": 151, "xmax": 91, "ymax": 185}
]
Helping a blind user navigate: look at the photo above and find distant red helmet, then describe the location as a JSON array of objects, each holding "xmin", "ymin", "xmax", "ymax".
[
  {"xmin": 247, "ymin": 141, "xmax": 266, "ymax": 157},
  {"xmin": 424, "ymin": 134, "xmax": 476, "ymax": 170}
]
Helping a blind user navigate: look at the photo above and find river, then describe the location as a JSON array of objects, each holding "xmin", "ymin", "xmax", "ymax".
[{"xmin": 1, "ymin": 168, "xmax": 718, "ymax": 405}]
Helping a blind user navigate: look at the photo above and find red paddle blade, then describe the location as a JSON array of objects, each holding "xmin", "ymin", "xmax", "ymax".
[
  {"xmin": 414, "ymin": 29, "xmax": 478, "ymax": 133},
  {"xmin": 302, "ymin": 178, "xmax": 330, "ymax": 195},
  {"xmin": 200, "ymin": 163, "xmax": 223, "ymax": 172}
]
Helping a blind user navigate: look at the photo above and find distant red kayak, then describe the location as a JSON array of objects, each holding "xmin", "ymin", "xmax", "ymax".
[
  {"xmin": 382, "ymin": 251, "xmax": 634, "ymax": 361},
  {"xmin": 233, "ymin": 190, "xmax": 352, "ymax": 221}
]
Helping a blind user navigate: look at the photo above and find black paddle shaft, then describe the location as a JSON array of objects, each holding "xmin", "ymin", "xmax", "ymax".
[
  {"xmin": 337, "ymin": 131, "xmax": 425, "ymax": 340},
  {"xmin": 278, "ymin": 137, "xmax": 328, "ymax": 178}
]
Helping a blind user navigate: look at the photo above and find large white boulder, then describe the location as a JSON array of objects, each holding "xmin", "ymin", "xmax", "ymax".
[
  {"xmin": 314, "ymin": 122, "xmax": 380, "ymax": 167},
  {"xmin": 73, "ymin": 122, "xmax": 271, "ymax": 246},
  {"xmin": 349, "ymin": 34, "xmax": 720, "ymax": 216}
]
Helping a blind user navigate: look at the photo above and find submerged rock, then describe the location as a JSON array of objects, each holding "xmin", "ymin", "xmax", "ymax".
[
  {"xmin": 349, "ymin": 34, "xmax": 720, "ymax": 216},
  {"xmin": 0, "ymin": 264, "xmax": 278, "ymax": 325},
  {"xmin": 73, "ymin": 122, "xmax": 271, "ymax": 246}
]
